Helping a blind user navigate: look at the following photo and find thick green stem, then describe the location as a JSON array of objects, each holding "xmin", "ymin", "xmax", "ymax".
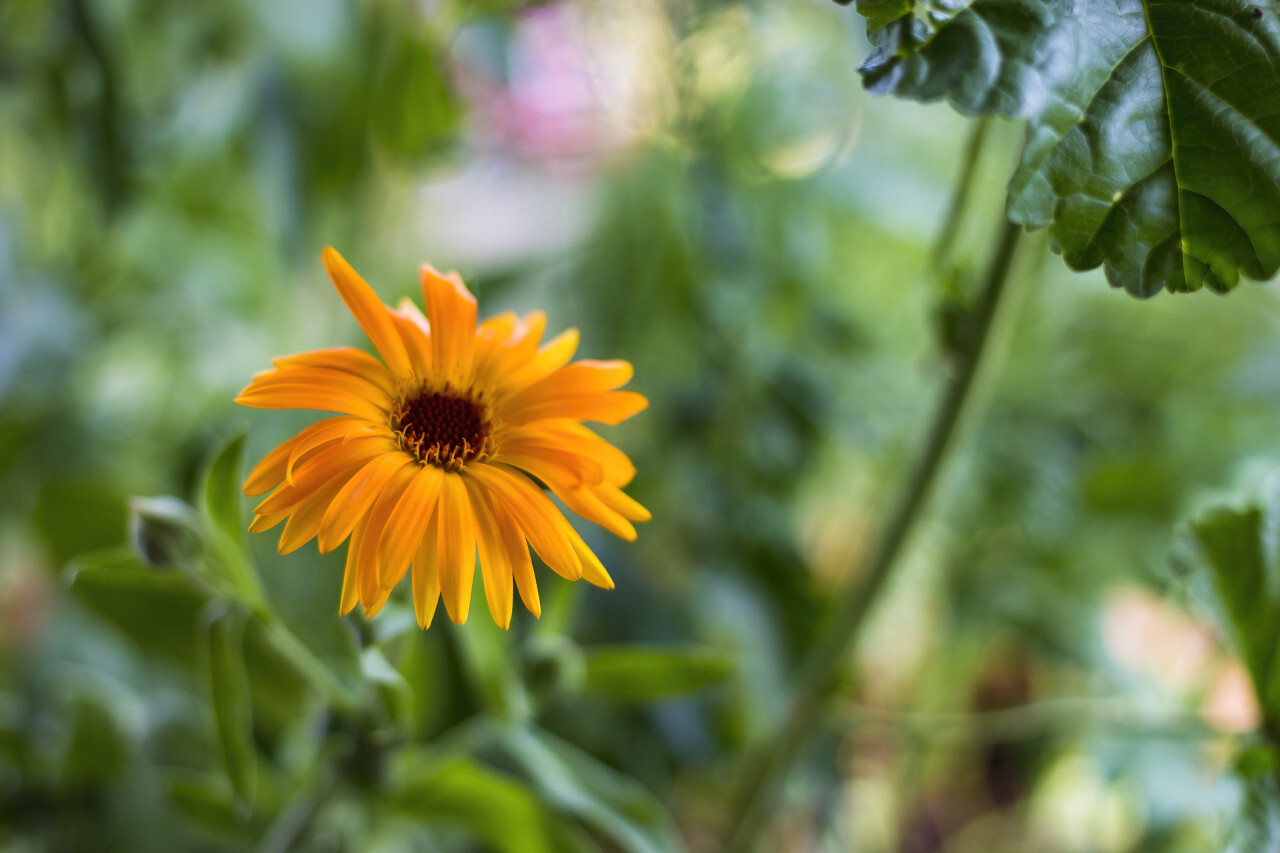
[{"xmin": 724, "ymin": 214, "xmax": 1024, "ymax": 849}]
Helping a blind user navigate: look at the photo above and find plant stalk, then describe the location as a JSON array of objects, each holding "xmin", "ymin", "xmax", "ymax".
[{"xmin": 724, "ymin": 214, "xmax": 1024, "ymax": 850}]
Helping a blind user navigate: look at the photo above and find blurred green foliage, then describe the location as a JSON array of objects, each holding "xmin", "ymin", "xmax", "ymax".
[{"xmin": 2, "ymin": 0, "xmax": 1279, "ymax": 851}]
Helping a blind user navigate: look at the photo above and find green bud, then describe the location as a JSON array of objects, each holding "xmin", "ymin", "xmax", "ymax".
[{"xmin": 128, "ymin": 496, "xmax": 204, "ymax": 568}]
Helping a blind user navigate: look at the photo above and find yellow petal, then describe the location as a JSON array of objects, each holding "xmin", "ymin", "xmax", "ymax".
[
  {"xmin": 279, "ymin": 474, "xmax": 355, "ymax": 554},
  {"xmin": 436, "ymin": 472, "xmax": 477, "ymax": 624},
  {"xmin": 502, "ymin": 390, "xmax": 648, "ymax": 426},
  {"xmin": 235, "ymin": 384, "xmax": 388, "ymax": 423},
  {"xmin": 323, "ymin": 246, "xmax": 414, "ymax": 380},
  {"xmin": 501, "ymin": 360, "xmax": 634, "ymax": 415},
  {"xmin": 420, "ymin": 263, "xmax": 477, "ymax": 388},
  {"xmin": 465, "ymin": 463, "xmax": 581, "ymax": 580},
  {"xmin": 339, "ymin": 518, "xmax": 365, "ymax": 616},
  {"xmin": 316, "ymin": 452, "xmax": 414, "ymax": 553},
  {"xmin": 499, "ymin": 327, "xmax": 578, "ymax": 394},
  {"xmin": 357, "ymin": 464, "xmax": 418, "ymax": 610},
  {"xmin": 377, "ymin": 464, "xmax": 444, "ymax": 589},
  {"xmin": 243, "ymin": 417, "xmax": 355, "ymax": 496},
  {"xmin": 273, "ymin": 347, "xmax": 397, "ymax": 396},
  {"xmin": 463, "ymin": 473, "xmax": 514, "ymax": 630},
  {"xmin": 491, "ymin": 500, "xmax": 540, "ymax": 618},
  {"xmin": 255, "ymin": 435, "xmax": 393, "ymax": 516},
  {"xmin": 595, "ymin": 483, "xmax": 651, "ymax": 523},
  {"xmin": 412, "ymin": 512, "xmax": 442, "ymax": 629},
  {"xmin": 388, "ymin": 307, "xmax": 433, "ymax": 380}
]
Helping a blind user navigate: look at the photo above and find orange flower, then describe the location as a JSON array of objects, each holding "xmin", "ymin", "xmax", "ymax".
[{"xmin": 237, "ymin": 248, "xmax": 649, "ymax": 629}]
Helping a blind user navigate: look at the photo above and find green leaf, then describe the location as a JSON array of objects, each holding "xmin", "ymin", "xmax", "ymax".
[
  {"xmin": 201, "ymin": 433, "xmax": 246, "ymax": 548},
  {"xmin": 499, "ymin": 725, "xmax": 685, "ymax": 853},
  {"xmin": 202, "ymin": 604, "xmax": 257, "ymax": 805},
  {"xmin": 196, "ymin": 434, "xmax": 264, "ymax": 605},
  {"xmin": 361, "ymin": 646, "xmax": 415, "ymax": 727},
  {"xmin": 1225, "ymin": 743, "xmax": 1280, "ymax": 853},
  {"xmin": 370, "ymin": 24, "xmax": 460, "ymax": 164},
  {"xmin": 1179, "ymin": 490, "xmax": 1280, "ymax": 730},
  {"xmin": 857, "ymin": 0, "xmax": 914, "ymax": 32},
  {"xmin": 389, "ymin": 754, "xmax": 561, "ymax": 853},
  {"xmin": 857, "ymin": 0, "xmax": 1280, "ymax": 296},
  {"xmin": 165, "ymin": 771, "xmax": 256, "ymax": 841},
  {"xmin": 582, "ymin": 644, "xmax": 733, "ymax": 701},
  {"xmin": 34, "ymin": 481, "xmax": 127, "ymax": 564},
  {"xmin": 66, "ymin": 549, "xmax": 211, "ymax": 666}
]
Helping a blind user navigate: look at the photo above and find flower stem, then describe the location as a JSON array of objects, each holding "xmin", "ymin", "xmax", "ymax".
[
  {"xmin": 724, "ymin": 213, "xmax": 1025, "ymax": 849},
  {"xmin": 931, "ymin": 117, "xmax": 992, "ymax": 274}
]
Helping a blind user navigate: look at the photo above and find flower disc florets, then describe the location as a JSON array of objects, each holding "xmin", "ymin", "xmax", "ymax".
[{"xmin": 393, "ymin": 388, "xmax": 492, "ymax": 470}]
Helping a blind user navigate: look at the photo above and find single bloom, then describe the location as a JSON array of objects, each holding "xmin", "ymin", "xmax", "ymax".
[{"xmin": 237, "ymin": 247, "xmax": 649, "ymax": 629}]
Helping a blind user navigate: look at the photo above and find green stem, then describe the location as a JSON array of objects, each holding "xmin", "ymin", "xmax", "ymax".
[
  {"xmin": 724, "ymin": 214, "xmax": 1024, "ymax": 850},
  {"xmin": 931, "ymin": 117, "xmax": 991, "ymax": 275}
]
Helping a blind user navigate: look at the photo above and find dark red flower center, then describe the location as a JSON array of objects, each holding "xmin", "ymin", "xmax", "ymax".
[{"xmin": 394, "ymin": 391, "xmax": 489, "ymax": 470}]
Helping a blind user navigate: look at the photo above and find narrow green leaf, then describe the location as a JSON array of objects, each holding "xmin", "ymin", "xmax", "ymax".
[
  {"xmin": 201, "ymin": 433, "xmax": 246, "ymax": 547},
  {"xmin": 499, "ymin": 725, "xmax": 685, "ymax": 853},
  {"xmin": 390, "ymin": 755, "xmax": 561, "ymax": 853},
  {"xmin": 582, "ymin": 644, "xmax": 733, "ymax": 701},
  {"xmin": 202, "ymin": 605, "xmax": 257, "ymax": 805},
  {"xmin": 198, "ymin": 433, "xmax": 266, "ymax": 606},
  {"xmin": 857, "ymin": 0, "xmax": 1280, "ymax": 296}
]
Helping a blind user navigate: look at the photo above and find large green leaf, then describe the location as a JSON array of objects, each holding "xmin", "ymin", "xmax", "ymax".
[{"xmin": 857, "ymin": 0, "xmax": 1280, "ymax": 297}]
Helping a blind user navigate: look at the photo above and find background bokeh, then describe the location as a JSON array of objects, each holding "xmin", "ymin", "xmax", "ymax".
[{"xmin": 2, "ymin": 0, "xmax": 1277, "ymax": 850}]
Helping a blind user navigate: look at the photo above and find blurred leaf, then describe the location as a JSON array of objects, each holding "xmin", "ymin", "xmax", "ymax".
[
  {"xmin": 166, "ymin": 771, "xmax": 255, "ymax": 842},
  {"xmin": 500, "ymin": 725, "xmax": 685, "ymax": 853},
  {"xmin": 200, "ymin": 433, "xmax": 245, "ymax": 548},
  {"xmin": 370, "ymin": 24, "xmax": 460, "ymax": 164},
  {"xmin": 582, "ymin": 644, "xmax": 733, "ymax": 701},
  {"xmin": 858, "ymin": 0, "xmax": 1280, "ymax": 296},
  {"xmin": 362, "ymin": 646, "xmax": 414, "ymax": 727},
  {"xmin": 455, "ymin": 611, "xmax": 529, "ymax": 717},
  {"xmin": 197, "ymin": 435, "xmax": 265, "ymax": 605},
  {"xmin": 35, "ymin": 481, "xmax": 126, "ymax": 564},
  {"xmin": 1180, "ymin": 489, "xmax": 1280, "ymax": 730},
  {"xmin": 129, "ymin": 495, "xmax": 204, "ymax": 568},
  {"xmin": 242, "ymin": 619, "xmax": 319, "ymax": 738},
  {"xmin": 202, "ymin": 604, "xmax": 257, "ymax": 805},
  {"xmin": 390, "ymin": 754, "xmax": 561, "ymax": 853},
  {"xmin": 1225, "ymin": 743, "xmax": 1280, "ymax": 853},
  {"xmin": 66, "ymin": 548, "xmax": 210, "ymax": 666},
  {"xmin": 61, "ymin": 694, "xmax": 128, "ymax": 785}
]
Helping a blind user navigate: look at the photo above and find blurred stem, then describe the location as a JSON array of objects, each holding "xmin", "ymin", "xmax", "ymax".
[
  {"xmin": 257, "ymin": 615, "xmax": 364, "ymax": 714},
  {"xmin": 725, "ymin": 214, "xmax": 1025, "ymax": 850},
  {"xmin": 931, "ymin": 117, "xmax": 991, "ymax": 275}
]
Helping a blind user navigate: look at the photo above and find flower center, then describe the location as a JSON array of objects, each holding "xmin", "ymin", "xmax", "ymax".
[{"xmin": 393, "ymin": 390, "xmax": 490, "ymax": 470}]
